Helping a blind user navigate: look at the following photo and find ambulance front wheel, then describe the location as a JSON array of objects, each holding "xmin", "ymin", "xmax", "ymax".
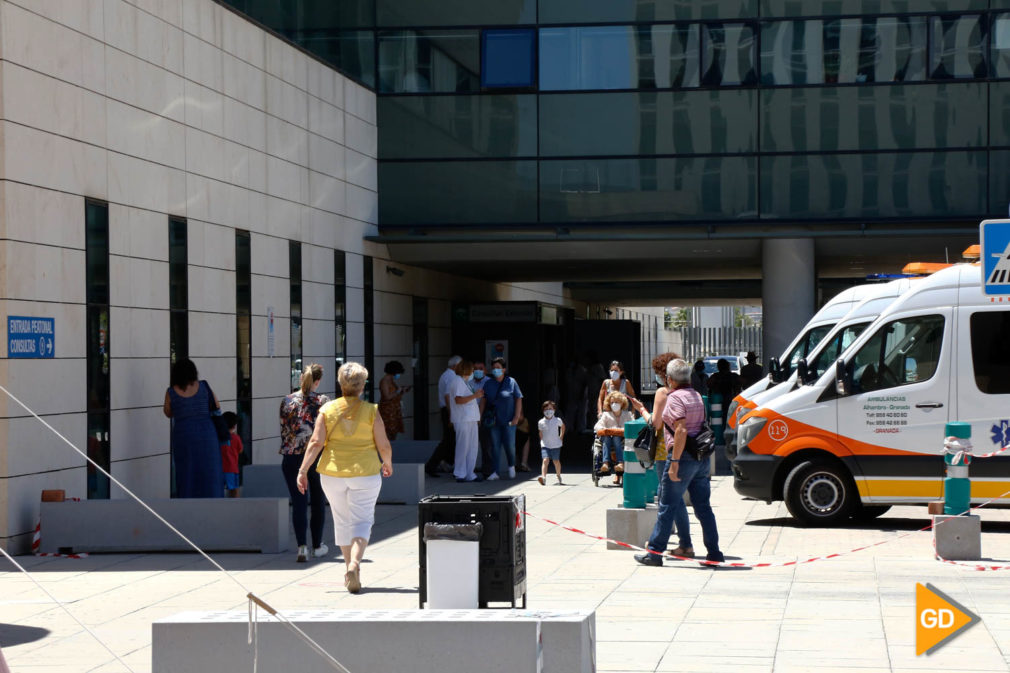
[{"xmin": 783, "ymin": 459, "xmax": 856, "ymax": 526}]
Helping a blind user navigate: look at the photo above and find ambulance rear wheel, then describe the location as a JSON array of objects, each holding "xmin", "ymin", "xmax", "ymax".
[{"xmin": 783, "ymin": 459, "xmax": 856, "ymax": 526}]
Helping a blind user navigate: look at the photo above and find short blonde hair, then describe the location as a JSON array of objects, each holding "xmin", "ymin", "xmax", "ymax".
[
  {"xmin": 605, "ymin": 391, "xmax": 628, "ymax": 411},
  {"xmin": 338, "ymin": 362, "xmax": 368, "ymax": 396}
]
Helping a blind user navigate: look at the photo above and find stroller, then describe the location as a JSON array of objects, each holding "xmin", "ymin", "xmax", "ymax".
[{"xmin": 591, "ymin": 428, "xmax": 625, "ymax": 487}]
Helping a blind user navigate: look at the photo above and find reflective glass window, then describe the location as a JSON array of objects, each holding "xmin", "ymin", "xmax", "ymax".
[
  {"xmin": 235, "ymin": 230, "xmax": 252, "ymax": 463},
  {"xmin": 378, "ymin": 30, "xmax": 480, "ymax": 93},
  {"xmin": 378, "ymin": 0, "xmax": 535, "ymax": 27},
  {"xmin": 761, "ymin": 17, "xmax": 926, "ymax": 86},
  {"xmin": 969, "ymin": 311, "xmax": 1010, "ymax": 394},
  {"xmin": 540, "ymin": 90, "xmax": 756, "ymax": 156},
  {"xmin": 992, "ymin": 13, "xmax": 1010, "ymax": 77},
  {"xmin": 363, "ymin": 256, "xmax": 374, "ymax": 402},
  {"xmin": 701, "ymin": 23, "xmax": 756, "ymax": 85},
  {"xmin": 760, "ymin": 83, "xmax": 985, "ymax": 152},
  {"xmin": 289, "ymin": 241, "xmax": 302, "ymax": 393},
  {"xmin": 990, "ymin": 84, "xmax": 1010, "ymax": 145},
  {"xmin": 378, "ymin": 95, "xmax": 537, "ymax": 159},
  {"xmin": 848, "ymin": 315, "xmax": 945, "ymax": 394},
  {"xmin": 379, "ymin": 160, "xmax": 538, "ymax": 224},
  {"xmin": 539, "ymin": 25, "xmax": 700, "ymax": 91},
  {"xmin": 539, "ymin": 157, "xmax": 756, "ymax": 222},
  {"xmin": 760, "ymin": 151, "xmax": 986, "ymax": 220},
  {"xmin": 295, "ymin": 30, "xmax": 375, "ymax": 88},
  {"xmin": 929, "ymin": 15, "xmax": 987, "ymax": 80},
  {"xmin": 539, "ymin": 0, "xmax": 756, "ymax": 24},
  {"xmin": 482, "ymin": 29, "xmax": 536, "ymax": 88},
  {"xmin": 987, "ymin": 150, "xmax": 1010, "ymax": 212},
  {"xmin": 169, "ymin": 217, "xmax": 188, "ymax": 364},
  {"xmin": 762, "ymin": 1, "xmax": 985, "ymax": 15},
  {"xmin": 85, "ymin": 201, "xmax": 111, "ymax": 500}
]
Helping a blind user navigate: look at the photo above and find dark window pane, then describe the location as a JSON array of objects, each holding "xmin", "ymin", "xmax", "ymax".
[
  {"xmin": 760, "ymin": 83, "xmax": 985, "ymax": 152},
  {"xmin": 335, "ymin": 250, "xmax": 346, "ymax": 370},
  {"xmin": 970, "ymin": 311, "xmax": 1010, "ymax": 394},
  {"xmin": 294, "ymin": 30, "xmax": 375, "ymax": 88},
  {"xmin": 363, "ymin": 256, "xmax": 374, "ymax": 402},
  {"xmin": 236, "ymin": 231, "xmax": 252, "ymax": 403},
  {"xmin": 991, "ymin": 84, "xmax": 1010, "ymax": 145},
  {"xmin": 760, "ymin": 151, "xmax": 986, "ymax": 220},
  {"xmin": 539, "ymin": 0, "xmax": 757, "ymax": 23},
  {"xmin": 85, "ymin": 203, "xmax": 109, "ymax": 305},
  {"xmin": 482, "ymin": 29, "xmax": 536, "ymax": 88},
  {"xmin": 994, "ymin": 13, "xmax": 1010, "ymax": 77},
  {"xmin": 86, "ymin": 413, "xmax": 110, "ymax": 500},
  {"xmin": 289, "ymin": 241, "xmax": 302, "ymax": 392},
  {"xmin": 170, "ymin": 311, "xmax": 188, "ymax": 364},
  {"xmin": 929, "ymin": 15, "xmax": 987, "ymax": 80},
  {"xmin": 988, "ymin": 150, "xmax": 1010, "ymax": 213},
  {"xmin": 378, "ymin": 30, "xmax": 480, "ymax": 93},
  {"xmin": 701, "ymin": 23, "xmax": 756, "ymax": 86},
  {"xmin": 378, "ymin": 95, "xmax": 537, "ymax": 159},
  {"xmin": 379, "ymin": 160, "xmax": 538, "ymax": 224},
  {"xmin": 539, "ymin": 25, "xmax": 701, "ymax": 91},
  {"xmin": 539, "ymin": 157, "xmax": 756, "ymax": 222},
  {"xmin": 85, "ymin": 201, "xmax": 110, "ymax": 500},
  {"xmin": 849, "ymin": 315, "xmax": 944, "ymax": 394},
  {"xmin": 169, "ymin": 218, "xmax": 187, "ymax": 311},
  {"xmin": 761, "ymin": 18, "xmax": 926, "ymax": 86},
  {"xmin": 378, "ymin": 0, "xmax": 535, "ymax": 27},
  {"xmin": 762, "ymin": 1, "xmax": 985, "ymax": 16},
  {"xmin": 540, "ymin": 90, "xmax": 756, "ymax": 156}
]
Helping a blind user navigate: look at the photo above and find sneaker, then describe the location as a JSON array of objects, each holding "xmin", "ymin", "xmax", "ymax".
[
  {"xmin": 487, "ymin": 472, "xmax": 500, "ymax": 481},
  {"xmin": 312, "ymin": 543, "xmax": 329, "ymax": 558},
  {"xmin": 296, "ymin": 545, "xmax": 308, "ymax": 563},
  {"xmin": 508, "ymin": 466, "xmax": 516, "ymax": 479},
  {"xmin": 537, "ymin": 476, "xmax": 545, "ymax": 485},
  {"xmin": 634, "ymin": 552, "xmax": 663, "ymax": 567}
]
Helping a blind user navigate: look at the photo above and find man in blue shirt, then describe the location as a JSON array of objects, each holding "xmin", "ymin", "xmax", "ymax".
[{"xmin": 480, "ymin": 357, "xmax": 523, "ymax": 480}]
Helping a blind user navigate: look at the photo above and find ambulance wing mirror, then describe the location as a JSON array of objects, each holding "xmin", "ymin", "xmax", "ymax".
[
  {"xmin": 834, "ymin": 359, "xmax": 849, "ymax": 396},
  {"xmin": 768, "ymin": 357, "xmax": 782, "ymax": 383},
  {"xmin": 796, "ymin": 358, "xmax": 809, "ymax": 385}
]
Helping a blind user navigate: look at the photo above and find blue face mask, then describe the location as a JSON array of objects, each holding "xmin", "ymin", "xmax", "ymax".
[
  {"xmin": 492, "ymin": 368, "xmax": 504, "ymax": 378},
  {"xmin": 394, "ymin": 373, "xmax": 401, "ymax": 381},
  {"xmin": 473, "ymin": 370, "xmax": 484, "ymax": 380}
]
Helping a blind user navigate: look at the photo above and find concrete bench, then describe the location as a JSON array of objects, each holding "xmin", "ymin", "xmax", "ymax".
[
  {"xmin": 379, "ymin": 439, "xmax": 437, "ymax": 505},
  {"xmin": 39, "ymin": 498, "xmax": 288, "ymax": 554},
  {"xmin": 240, "ymin": 464, "xmax": 290, "ymax": 498},
  {"xmin": 153, "ymin": 608, "xmax": 595, "ymax": 673}
]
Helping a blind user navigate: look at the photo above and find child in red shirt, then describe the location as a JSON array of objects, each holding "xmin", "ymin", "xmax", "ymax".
[{"xmin": 221, "ymin": 411, "xmax": 242, "ymax": 498}]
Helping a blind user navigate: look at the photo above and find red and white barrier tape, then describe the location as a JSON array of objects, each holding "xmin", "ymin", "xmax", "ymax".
[
  {"xmin": 31, "ymin": 499, "xmax": 88, "ymax": 559},
  {"xmin": 524, "ymin": 485, "xmax": 1010, "ymax": 570}
]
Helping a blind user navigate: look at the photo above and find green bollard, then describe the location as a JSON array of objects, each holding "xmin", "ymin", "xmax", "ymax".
[
  {"xmin": 624, "ymin": 418, "xmax": 657, "ymax": 502},
  {"xmin": 710, "ymin": 393, "xmax": 725, "ymax": 445},
  {"xmin": 943, "ymin": 422, "xmax": 972, "ymax": 516},
  {"xmin": 622, "ymin": 420, "xmax": 647, "ymax": 509}
]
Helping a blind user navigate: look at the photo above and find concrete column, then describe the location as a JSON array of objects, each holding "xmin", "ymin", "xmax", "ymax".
[{"xmin": 762, "ymin": 238, "xmax": 816, "ymax": 361}]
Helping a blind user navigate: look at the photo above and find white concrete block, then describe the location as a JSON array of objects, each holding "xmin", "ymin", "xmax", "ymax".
[
  {"xmin": 240, "ymin": 464, "xmax": 287, "ymax": 498},
  {"xmin": 3, "ymin": 467, "xmax": 86, "ymax": 545},
  {"xmin": 308, "ymin": 171, "xmax": 346, "ymax": 216},
  {"xmin": 605, "ymin": 504, "xmax": 659, "ymax": 551},
  {"xmin": 2, "ymin": 62, "xmax": 106, "ymax": 147},
  {"xmin": 188, "ymin": 220, "xmax": 236, "ymax": 271},
  {"xmin": 109, "ymin": 204, "xmax": 170, "ymax": 261},
  {"xmin": 223, "ymin": 52, "xmax": 267, "ymax": 111},
  {"xmin": 110, "ymin": 256, "xmax": 169, "ymax": 309},
  {"xmin": 2, "ymin": 121, "xmax": 108, "ymax": 199},
  {"xmin": 0, "ymin": 300, "xmax": 86, "ymax": 359},
  {"xmin": 13, "ymin": 0, "xmax": 104, "ymax": 39},
  {"xmin": 266, "ymin": 75, "xmax": 308, "ymax": 129},
  {"xmin": 308, "ymin": 96, "xmax": 343, "ymax": 143},
  {"xmin": 223, "ymin": 96, "xmax": 267, "ymax": 151},
  {"xmin": 188, "ymin": 266, "xmax": 236, "ymax": 314},
  {"xmin": 106, "ymin": 47, "xmax": 185, "ymax": 122},
  {"xmin": 375, "ymin": 325, "xmax": 411, "ymax": 359},
  {"xmin": 345, "ymin": 183, "xmax": 378, "ymax": 224},
  {"xmin": 375, "ymin": 292, "xmax": 412, "ymax": 326},
  {"xmin": 933, "ymin": 514, "xmax": 982, "ymax": 561},
  {"xmin": 110, "ymin": 307, "xmax": 170, "ymax": 358},
  {"xmin": 221, "ymin": 6, "xmax": 265, "ymax": 68},
  {"xmin": 153, "ymin": 609, "xmax": 595, "ymax": 673},
  {"xmin": 183, "ymin": 79, "xmax": 224, "ymax": 137},
  {"xmin": 1, "ymin": 183, "xmax": 84, "ymax": 249},
  {"xmin": 301, "ymin": 319, "xmax": 335, "ymax": 362},
  {"xmin": 107, "ymin": 152, "xmax": 187, "ymax": 215},
  {"xmin": 39, "ymin": 497, "xmax": 289, "ymax": 553},
  {"xmin": 182, "ymin": 30, "xmax": 223, "ymax": 92},
  {"xmin": 0, "ymin": 358, "xmax": 87, "ymax": 418},
  {"xmin": 344, "ymin": 78, "xmax": 376, "ymax": 125},
  {"xmin": 111, "ymin": 453, "xmax": 170, "ymax": 499},
  {"xmin": 345, "ymin": 147, "xmax": 377, "ymax": 191},
  {"xmin": 265, "ymin": 36, "xmax": 307, "ymax": 92},
  {"xmin": 189, "ymin": 357, "xmax": 236, "ymax": 402},
  {"xmin": 188, "ymin": 312, "xmax": 236, "ymax": 358},
  {"xmin": 4, "ymin": 413, "xmax": 88, "ymax": 476},
  {"xmin": 111, "ymin": 405, "xmax": 170, "ymax": 462},
  {"xmin": 266, "ymin": 115, "xmax": 309, "ymax": 166},
  {"xmin": 344, "ymin": 113, "xmax": 377, "ymax": 158},
  {"xmin": 110, "ymin": 357, "xmax": 170, "ymax": 410}
]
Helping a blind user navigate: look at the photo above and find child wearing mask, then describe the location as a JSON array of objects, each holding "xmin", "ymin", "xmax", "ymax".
[
  {"xmin": 537, "ymin": 401, "xmax": 564, "ymax": 485},
  {"xmin": 594, "ymin": 391, "xmax": 634, "ymax": 485}
]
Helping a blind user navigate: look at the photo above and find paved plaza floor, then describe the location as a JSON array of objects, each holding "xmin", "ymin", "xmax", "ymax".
[{"xmin": 3, "ymin": 470, "xmax": 1010, "ymax": 672}]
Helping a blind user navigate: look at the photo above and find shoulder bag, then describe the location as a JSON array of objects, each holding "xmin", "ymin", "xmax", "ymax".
[{"xmin": 204, "ymin": 381, "xmax": 231, "ymax": 444}]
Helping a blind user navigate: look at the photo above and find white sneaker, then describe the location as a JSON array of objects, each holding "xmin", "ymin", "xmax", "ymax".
[
  {"xmin": 487, "ymin": 472, "xmax": 500, "ymax": 481},
  {"xmin": 312, "ymin": 543, "xmax": 329, "ymax": 558},
  {"xmin": 508, "ymin": 466, "xmax": 516, "ymax": 479},
  {"xmin": 296, "ymin": 545, "xmax": 308, "ymax": 563}
]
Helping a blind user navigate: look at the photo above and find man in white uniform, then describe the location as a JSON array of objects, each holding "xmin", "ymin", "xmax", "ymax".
[{"xmin": 425, "ymin": 355, "xmax": 462, "ymax": 476}]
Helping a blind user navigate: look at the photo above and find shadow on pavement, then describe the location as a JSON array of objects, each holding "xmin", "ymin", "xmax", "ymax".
[
  {"xmin": 745, "ymin": 516, "xmax": 1010, "ymax": 534},
  {"xmin": 0, "ymin": 624, "xmax": 49, "ymax": 647}
]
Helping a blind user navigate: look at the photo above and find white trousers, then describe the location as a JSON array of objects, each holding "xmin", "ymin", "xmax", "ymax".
[
  {"xmin": 319, "ymin": 473, "xmax": 382, "ymax": 546},
  {"xmin": 453, "ymin": 421, "xmax": 479, "ymax": 479}
]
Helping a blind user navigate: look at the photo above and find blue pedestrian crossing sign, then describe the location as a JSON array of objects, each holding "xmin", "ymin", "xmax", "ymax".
[{"xmin": 981, "ymin": 220, "xmax": 1010, "ymax": 295}]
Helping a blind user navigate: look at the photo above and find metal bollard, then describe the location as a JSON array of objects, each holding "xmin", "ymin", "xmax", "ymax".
[
  {"xmin": 709, "ymin": 393, "xmax": 725, "ymax": 445},
  {"xmin": 622, "ymin": 423, "xmax": 647, "ymax": 509},
  {"xmin": 943, "ymin": 422, "xmax": 972, "ymax": 516}
]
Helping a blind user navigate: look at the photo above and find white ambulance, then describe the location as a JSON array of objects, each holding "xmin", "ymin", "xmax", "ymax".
[
  {"xmin": 734, "ymin": 262, "xmax": 1010, "ymax": 525},
  {"xmin": 724, "ymin": 277, "xmax": 920, "ymax": 459}
]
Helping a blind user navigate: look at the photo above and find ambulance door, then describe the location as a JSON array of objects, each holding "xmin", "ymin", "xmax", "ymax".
[
  {"xmin": 835, "ymin": 310, "xmax": 952, "ymax": 503},
  {"xmin": 955, "ymin": 307, "xmax": 1010, "ymax": 502}
]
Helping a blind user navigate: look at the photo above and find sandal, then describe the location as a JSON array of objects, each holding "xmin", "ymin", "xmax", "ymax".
[
  {"xmin": 615, "ymin": 463, "xmax": 625, "ymax": 474},
  {"xmin": 344, "ymin": 567, "xmax": 361, "ymax": 594},
  {"xmin": 669, "ymin": 546, "xmax": 695, "ymax": 558},
  {"xmin": 613, "ymin": 475, "xmax": 622, "ymax": 486},
  {"xmin": 599, "ymin": 463, "xmax": 611, "ymax": 474},
  {"xmin": 518, "ymin": 464, "xmax": 531, "ymax": 472}
]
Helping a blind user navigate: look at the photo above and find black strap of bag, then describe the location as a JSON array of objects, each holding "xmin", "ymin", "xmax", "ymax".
[
  {"xmin": 204, "ymin": 381, "xmax": 231, "ymax": 444},
  {"xmin": 663, "ymin": 421, "xmax": 716, "ymax": 461}
]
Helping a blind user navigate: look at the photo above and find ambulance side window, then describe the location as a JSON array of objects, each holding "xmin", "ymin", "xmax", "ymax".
[
  {"xmin": 970, "ymin": 311, "xmax": 1010, "ymax": 394},
  {"xmin": 849, "ymin": 315, "xmax": 944, "ymax": 394}
]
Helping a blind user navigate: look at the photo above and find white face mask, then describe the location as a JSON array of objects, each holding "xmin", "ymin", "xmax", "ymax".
[
  {"xmin": 610, "ymin": 402, "xmax": 622, "ymax": 413},
  {"xmin": 655, "ymin": 374, "xmax": 665, "ymax": 386},
  {"xmin": 609, "ymin": 370, "xmax": 620, "ymax": 381},
  {"xmin": 544, "ymin": 409, "xmax": 555, "ymax": 418}
]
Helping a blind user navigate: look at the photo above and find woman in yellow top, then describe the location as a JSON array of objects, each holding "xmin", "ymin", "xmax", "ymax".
[{"xmin": 298, "ymin": 362, "xmax": 393, "ymax": 593}]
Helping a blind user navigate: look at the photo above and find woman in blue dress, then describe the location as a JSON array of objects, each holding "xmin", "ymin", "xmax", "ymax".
[{"xmin": 163, "ymin": 358, "xmax": 223, "ymax": 498}]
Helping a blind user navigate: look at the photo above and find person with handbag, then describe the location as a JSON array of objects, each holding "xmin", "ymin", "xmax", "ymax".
[
  {"xmin": 280, "ymin": 363, "xmax": 331, "ymax": 563},
  {"xmin": 635, "ymin": 358, "xmax": 726, "ymax": 566},
  {"xmin": 163, "ymin": 357, "xmax": 224, "ymax": 498}
]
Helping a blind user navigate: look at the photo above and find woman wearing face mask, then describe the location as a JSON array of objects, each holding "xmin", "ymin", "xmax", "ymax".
[
  {"xmin": 597, "ymin": 360, "xmax": 636, "ymax": 417},
  {"xmin": 450, "ymin": 360, "xmax": 484, "ymax": 482},
  {"xmin": 378, "ymin": 361, "xmax": 411, "ymax": 442},
  {"xmin": 594, "ymin": 391, "xmax": 635, "ymax": 485}
]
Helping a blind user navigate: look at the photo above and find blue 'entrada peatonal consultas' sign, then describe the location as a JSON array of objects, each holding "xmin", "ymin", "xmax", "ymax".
[{"xmin": 8, "ymin": 316, "xmax": 55, "ymax": 359}]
